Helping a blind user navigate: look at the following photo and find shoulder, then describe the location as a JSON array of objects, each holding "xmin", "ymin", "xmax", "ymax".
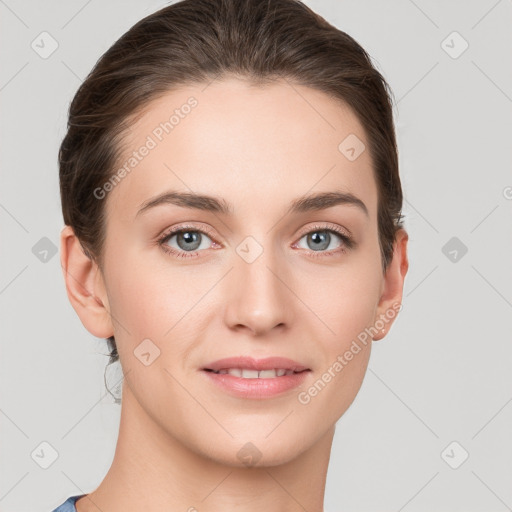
[{"xmin": 51, "ymin": 494, "xmax": 86, "ymax": 512}]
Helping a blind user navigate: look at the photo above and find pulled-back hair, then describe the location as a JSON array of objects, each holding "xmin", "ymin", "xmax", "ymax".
[{"xmin": 59, "ymin": 0, "xmax": 405, "ymax": 370}]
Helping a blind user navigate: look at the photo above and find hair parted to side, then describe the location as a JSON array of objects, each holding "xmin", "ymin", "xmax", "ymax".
[{"xmin": 59, "ymin": 0, "xmax": 405, "ymax": 371}]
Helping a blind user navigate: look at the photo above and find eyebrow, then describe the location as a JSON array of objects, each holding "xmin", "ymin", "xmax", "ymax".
[{"xmin": 136, "ymin": 189, "xmax": 369, "ymax": 218}]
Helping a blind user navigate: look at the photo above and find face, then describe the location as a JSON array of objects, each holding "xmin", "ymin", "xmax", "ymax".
[{"xmin": 97, "ymin": 77, "xmax": 397, "ymax": 466}]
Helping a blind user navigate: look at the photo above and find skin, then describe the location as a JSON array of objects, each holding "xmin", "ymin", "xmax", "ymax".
[{"xmin": 60, "ymin": 77, "xmax": 408, "ymax": 512}]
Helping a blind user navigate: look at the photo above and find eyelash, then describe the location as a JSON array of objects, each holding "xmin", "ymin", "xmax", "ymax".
[{"xmin": 156, "ymin": 223, "xmax": 354, "ymax": 260}]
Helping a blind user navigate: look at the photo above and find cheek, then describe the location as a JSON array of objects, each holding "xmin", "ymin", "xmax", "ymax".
[
  {"xmin": 301, "ymin": 254, "xmax": 381, "ymax": 405},
  {"xmin": 108, "ymin": 272, "xmax": 168, "ymax": 337},
  {"xmin": 299, "ymin": 287, "xmax": 376, "ymax": 425},
  {"xmin": 103, "ymin": 252, "xmax": 210, "ymax": 374},
  {"xmin": 104, "ymin": 243, "xmax": 184, "ymax": 332},
  {"xmin": 304, "ymin": 258, "xmax": 382, "ymax": 345}
]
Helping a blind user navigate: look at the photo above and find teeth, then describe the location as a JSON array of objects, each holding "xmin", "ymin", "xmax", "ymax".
[
  {"xmin": 213, "ymin": 368, "xmax": 297, "ymax": 378},
  {"xmin": 258, "ymin": 370, "xmax": 277, "ymax": 378},
  {"xmin": 241, "ymin": 369, "xmax": 259, "ymax": 378}
]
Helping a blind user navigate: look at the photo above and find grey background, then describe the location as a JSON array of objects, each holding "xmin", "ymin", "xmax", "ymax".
[{"xmin": 1, "ymin": 0, "xmax": 511, "ymax": 511}]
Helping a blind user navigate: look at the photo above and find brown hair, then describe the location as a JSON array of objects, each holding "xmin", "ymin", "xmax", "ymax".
[{"xmin": 59, "ymin": 0, "xmax": 405, "ymax": 373}]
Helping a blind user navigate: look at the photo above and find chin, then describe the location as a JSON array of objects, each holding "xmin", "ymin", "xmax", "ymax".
[{"xmin": 200, "ymin": 430, "xmax": 312, "ymax": 469}]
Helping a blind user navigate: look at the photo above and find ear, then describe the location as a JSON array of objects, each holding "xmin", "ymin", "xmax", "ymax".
[
  {"xmin": 60, "ymin": 225, "xmax": 114, "ymax": 338},
  {"xmin": 372, "ymin": 228, "xmax": 409, "ymax": 341}
]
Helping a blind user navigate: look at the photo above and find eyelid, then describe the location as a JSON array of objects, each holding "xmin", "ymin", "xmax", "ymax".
[
  {"xmin": 295, "ymin": 221, "xmax": 352, "ymax": 240},
  {"xmin": 157, "ymin": 222, "xmax": 218, "ymax": 243}
]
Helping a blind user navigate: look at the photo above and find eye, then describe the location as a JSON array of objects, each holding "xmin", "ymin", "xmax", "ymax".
[
  {"xmin": 293, "ymin": 224, "xmax": 354, "ymax": 258},
  {"xmin": 157, "ymin": 225, "xmax": 217, "ymax": 259},
  {"xmin": 156, "ymin": 223, "xmax": 354, "ymax": 260}
]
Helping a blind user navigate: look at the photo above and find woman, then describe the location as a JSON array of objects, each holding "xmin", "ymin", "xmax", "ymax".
[{"xmin": 54, "ymin": 0, "xmax": 408, "ymax": 510}]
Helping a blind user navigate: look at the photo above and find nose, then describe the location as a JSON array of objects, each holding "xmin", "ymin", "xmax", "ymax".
[{"xmin": 223, "ymin": 243, "xmax": 294, "ymax": 336}]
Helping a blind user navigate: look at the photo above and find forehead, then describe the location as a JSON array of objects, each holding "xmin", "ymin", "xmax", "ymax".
[{"xmin": 105, "ymin": 77, "xmax": 378, "ymax": 223}]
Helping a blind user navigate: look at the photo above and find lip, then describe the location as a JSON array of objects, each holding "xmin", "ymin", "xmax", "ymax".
[
  {"xmin": 201, "ymin": 356, "xmax": 311, "ymax": 399},
  {"xmin": 202, "ymin": 356, "xmax": 310, "ymax": 372}
]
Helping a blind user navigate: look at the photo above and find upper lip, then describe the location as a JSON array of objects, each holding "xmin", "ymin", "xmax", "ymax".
[{"xmin": 203, "ymin": 356, "xmax": 310, "ymax": 372}]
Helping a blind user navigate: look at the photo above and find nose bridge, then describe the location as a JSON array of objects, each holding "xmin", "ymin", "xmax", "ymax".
[{"xmin": 224, "ymin": 234, "xmax": 292, "ymax": 335}]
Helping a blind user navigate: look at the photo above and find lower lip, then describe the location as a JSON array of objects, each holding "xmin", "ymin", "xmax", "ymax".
[{"xmin": 201, "ymin": 370, "xmax": 311, "ymax": 399}]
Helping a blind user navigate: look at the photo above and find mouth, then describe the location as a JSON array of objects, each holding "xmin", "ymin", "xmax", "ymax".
[
  {"xmin": 202, "ymin": 356, "xmax": 311, "ymax": 377},
  {"xmin": 201, "ymin": 358, "xmax": 312, "ymax": 399}
]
